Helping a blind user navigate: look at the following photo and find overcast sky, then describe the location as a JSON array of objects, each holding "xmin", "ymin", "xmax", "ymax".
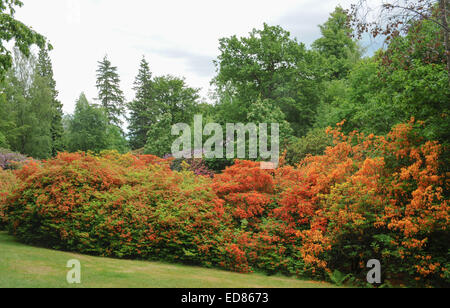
[{"xmin": 16, "ymin": 0, "xmax": 381, "ymax": 114}]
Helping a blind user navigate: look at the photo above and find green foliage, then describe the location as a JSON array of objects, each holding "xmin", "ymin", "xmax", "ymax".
[
  {"xmin": 380, "ymin": 60, "xmax": 449, "ymax": 143},
  {"xmin": 314, "ymin": 17, "xmax": 449, "ymax": 146},
  {"xmin": 328, "ymin": 270, "xmax": 353, "ymax": 286},
  {"xmin": 36, "ymin": 48, "xmax": 64, "ymax": 156},
  {"xmin": 0, "ymin": 82, "xmax": 12, "ymax": 150},
  {"xmin": 128, "ymin": 57, "xmax": 154, "ymax": 150},
  {"xmin": 143, "ymin": 75, "xmax": 199, "ymax": 157},
  {"xmin": 0, "ymin": 0, "xmax": 48, "ymax": 80},
  {"xmin": 285, "ymin": 128, "xmax": 332, "ymax": 166},
  {"xmin": 0, "ymin": 49, "xmax": 53, "ymax": 159},
  {"xmin": 66, "ymin": 93, "xmax": 129, "ymax": 154},
  {"xmin": 106, "ymin": 125, "xmax": 129, "ymax": 154},
  {"xmin": 203, "ymin": 158, "xmax": 234, "ymax": 173},
  {"xmin": 313, "ymin": 58, "xmax": 397, "ymax": 134},
  {"xmin": 213, "ymin": 23, "xmax": 323, "ymax": 137},
  {"xmin": 26, "ymin": 71, "xmax": 53, "ymax": 158},
  {"xmin": 312, "ymin": 6, "xmax": 361, "ymax": 80},
  {"xmin": 247, "ymin": 98, "xmax": 294, "ymax": 144},
  {"xmin": 0, "ymin": 132, "xmax": 6, "ymax": 148},
  {"xmin": 66, "ymin": 93, "xmax": 110, "ymax": 153},
  {"xmin": 144, "ymin": 112, "xmax": 173, "ymax": 157}
]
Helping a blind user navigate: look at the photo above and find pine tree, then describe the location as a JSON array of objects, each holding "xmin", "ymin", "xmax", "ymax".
[
  {"xmin": 36, "ymin": 48, "xmax": 64, "ymax": 156},
  {"xmin": 128, "ymin": 57, "xmax": 155, "ymax": 150},
  {"xmin": 95, "ymin": 55, "xmax": 125, "ymax": 127}
]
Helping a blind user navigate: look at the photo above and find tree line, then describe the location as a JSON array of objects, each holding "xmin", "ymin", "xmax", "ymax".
[{"xmin": 0, "ymin": 1, "xmax": 448, "ymax": 166}]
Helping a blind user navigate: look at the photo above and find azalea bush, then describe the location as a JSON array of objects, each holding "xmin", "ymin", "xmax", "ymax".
[
  {"xmin": 3, "ymin": 151, "xmax": 226, "ymax": 266},
  {"xmin": 0, "ymin": 148, "xmax": 30, "ymax": 170},
  {"xmin": 2, "ymin": 120, "xmax": 448, "ymax": 287},
  {"xmin": 170, "ymin": 157, "xmax": 215, "ymax": 178},
  {"xmin": 285, "ymin": 120, "xmax": 449, "ymax": 287},
  {"xmin": 0, "ymin": 168, "xmax": 17, "ymax": 230}
]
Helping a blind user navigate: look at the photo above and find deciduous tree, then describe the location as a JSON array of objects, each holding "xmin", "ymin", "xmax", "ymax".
[
  {"xmin": 213, "ymin": 24, "xmax": 322, "ymax": 137},
  {"xmin": 144, "ymin": 75, "xmax": 199, "ymax": 157},
  {"xmin": 0, "ymin": 0, "xmax": 48, "ymax": 80},
  {"xmin": 350, "ymin": 0, "xmax": 450, "ymax": 83},
  {"xmin": 312, "ymin": 6, "xmax": 362, "ymax": 80},
  {"xmin": 67, "ymin": 93, "xmax": 110, "ymax": 153}
]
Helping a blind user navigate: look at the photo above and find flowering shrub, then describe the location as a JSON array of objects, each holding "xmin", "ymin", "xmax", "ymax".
[
  {"xmin": 171, "ymin": 158, "xmax": 215, "ymax": 178},
  {"xmin": 281, "ymin": 119, "xmax": 449, "ymax": 286},
  {"xmin": 210, "ymin": 120, "xmax": 449, "ymax": 285},
  {"xmin": 0, "ymin": 149, "xmax": 30, "ymax": 170},
  {"xmin": 2, "ymin": 120, "xmax": 448, "ymax": 287},
  {"xmin": 4, "ymin": 152, "xmax": 227, "ymax": 266},
  {"xmin": 0, "ymin": 169, "xmax": 17, "ymax": 229}
]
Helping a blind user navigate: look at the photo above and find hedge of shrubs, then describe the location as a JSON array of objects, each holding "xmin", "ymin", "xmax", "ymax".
[{"xmin": 1, "ymin": 120, "xmax": 448, "ymax": 287}]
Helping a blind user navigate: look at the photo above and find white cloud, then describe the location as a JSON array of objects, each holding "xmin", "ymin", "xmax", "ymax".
[{"xmin": 15, "ymin": 0, "xmax": 371, "ymax": 114}]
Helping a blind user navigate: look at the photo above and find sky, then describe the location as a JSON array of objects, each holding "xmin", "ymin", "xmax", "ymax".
[{"xmin": 15, "ymin": 0, "xmax": 382, "ymax": 114}]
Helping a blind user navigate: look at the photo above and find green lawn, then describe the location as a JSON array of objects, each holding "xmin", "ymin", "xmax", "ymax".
[{"xmin": 0, "ymin": 232, "xmax": 336, "ymax": 288}]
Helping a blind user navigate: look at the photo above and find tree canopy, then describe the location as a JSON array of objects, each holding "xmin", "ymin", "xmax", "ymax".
[{"xmin": 0, "ymin": 0, "xmax": 48, "ymax": 80}]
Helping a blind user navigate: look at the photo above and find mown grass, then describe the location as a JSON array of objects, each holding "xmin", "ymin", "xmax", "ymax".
[{"xmin": 0, "ymin": 232, "xmax": 337, "ymax": 288}]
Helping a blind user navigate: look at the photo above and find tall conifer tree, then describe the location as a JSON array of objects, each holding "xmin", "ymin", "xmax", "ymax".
[
  {"xmin": 128, "ymin": 56, "xmax": 154, "ymax": 150},
  {"xmin": 36, "ymin": 48, "xmax": 64, "ymax": 156},
  {"xmin": 96, "ymin": 55, "xmax": 125, "ymax": 127}
]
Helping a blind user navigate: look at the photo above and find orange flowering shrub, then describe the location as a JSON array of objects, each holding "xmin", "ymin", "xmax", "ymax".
[
  {"xmin": 287, "ymin": 119, "xmax": 449, "ymax": 286},
  {"xmin": 2, "ymin": 120, "xmax": 448, "ymax": 287},
  {"xmin": 375, "ymin": 121, "xmax": 448, "ymax": 284},
  {"xmin": 211, "ymin": 161, "xmax": 301, "ymax": 274},
  {"xmin": 0, "ymin": 168, "xmax": 17, "ymax": 229},
  {"xmin": 210, "ymin": 119, "xmax": 448, "ymax": 285},
  {"xmin": 213, "ymin": 160, "xmax": 274, "ymax": 221},
  {"xmin": 5, "ymin": 152, "xmax": 226, "ymax": 266}
]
